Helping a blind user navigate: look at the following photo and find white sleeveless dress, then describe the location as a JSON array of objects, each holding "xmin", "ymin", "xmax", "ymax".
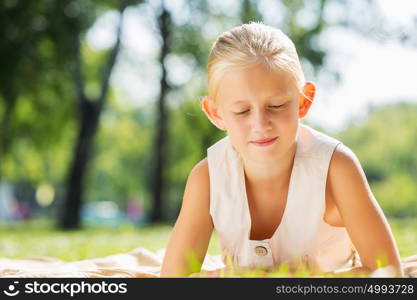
[{"xmin": 207, "ymin": 123, "xmax": 360, "ymax": 272}]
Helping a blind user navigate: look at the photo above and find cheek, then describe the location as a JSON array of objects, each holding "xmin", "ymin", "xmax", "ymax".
[
  {"xmin": 277, "ymin": 109, "xmax": 294, "ymax": 124},
  {"xmin": 278, "ymin": 108, "xmax": 299, "ymax": 139},
  {"xmin": 275, "ymin": 104, "xmax": 299, "ymax": 125},
  {"xmin": 223, "ymin": 117, "xmax": 250, "ymax": 141},
  {"xmin": 230, "ymin": 120, "xmax": 248, "ymax": 134},
  {"xmin": 269, "ymin": 109, "xmax": 299, "ymax": 141},
  {"xmin": 223, "ymin": 114, "xmax": 242, "ymax": 127}
]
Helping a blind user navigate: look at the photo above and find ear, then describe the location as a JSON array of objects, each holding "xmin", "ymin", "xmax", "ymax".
[
  {"xmin": 298, "ymin": 81, "xmax": 316, "ymax": 118},
  {"xmin": 201, "ymin": 96, "xmax": 226, "ymax": 131}
]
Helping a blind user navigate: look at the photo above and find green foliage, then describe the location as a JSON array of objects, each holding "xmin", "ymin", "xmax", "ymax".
[
  {"xmin": 281, "ymin": 0, "xmax": 328, "ymax": 75},
  {"xmin": 337, "ymin": 102, "xmax": 417, "ymax": 217},
  {"xmin": 164, "ymin": 99, "xmax": 225, "ymax": 220},
  {"xmin": 390, "ymin": 218, "xmax": 417, "ymax": 258},
  {"xmin": 0, "ymin": 0, "xmax": 131, "ymax": 214},
  {"xmin": 373, "ymin": 174, "xmax": 417, "ymax": 218},
  {"xmin": 0, "ymin": 1, "xmax": 115, "ymax": 177},
  {"xmin": 240, "ymin": 0, "xmax": 263, "ymax": 24},
  {"xmin": 85, "ymin": 94, "xmax": 154, "ymax": 210}
]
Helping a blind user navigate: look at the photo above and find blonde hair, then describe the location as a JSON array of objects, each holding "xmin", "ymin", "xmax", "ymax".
[{"xmin": 207, "ymin": 22, "xmax": 306, "ymax": 101}]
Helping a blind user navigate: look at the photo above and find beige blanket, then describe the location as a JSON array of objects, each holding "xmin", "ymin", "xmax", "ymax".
[
  {"xmin": 0, "ymin": 248, "xmax": 222, "ymax": 278},
  {"xmin": 1, "ymin": 248, "xmax": 416, "ymax": 278}
]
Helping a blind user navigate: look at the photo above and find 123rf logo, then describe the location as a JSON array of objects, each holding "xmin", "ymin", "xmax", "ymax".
[{"xmin": 3, "ymin": 281, "xmax": 20, "ymax": 297}]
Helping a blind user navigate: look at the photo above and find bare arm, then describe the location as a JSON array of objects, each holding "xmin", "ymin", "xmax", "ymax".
[
  {"xmin": 160, "ymin": 158, "xmax": 214, "ymax": 277},
  {"xmin": 328, "ymin": 144, "xmax": 404, "ymax": 277}
]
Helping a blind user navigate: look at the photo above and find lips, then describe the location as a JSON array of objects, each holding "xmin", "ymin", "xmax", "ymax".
[{"xmin": 250, "ymin": 136, "xmax": 278, "ymax": 146}]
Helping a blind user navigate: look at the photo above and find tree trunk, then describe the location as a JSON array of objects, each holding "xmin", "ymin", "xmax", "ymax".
[
  {"xmin": 59, "ymin": 101, "xmax": 99, "ymax": 229},
  {"xmin": 59, "ymin": 2, "xmax": 127, "ymax": 229},
  {"xmin": 0, "ymin": 90, "xmax": 17, "ymax": 182},
  {"xmin": 149, "ymin": 4, "xmax": 171, "ymax": 223}
]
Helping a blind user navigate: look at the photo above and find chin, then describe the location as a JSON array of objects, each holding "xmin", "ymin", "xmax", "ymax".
[{"xmin": 247, "ymin": 148, "xmax": 281, "ymax": 161}]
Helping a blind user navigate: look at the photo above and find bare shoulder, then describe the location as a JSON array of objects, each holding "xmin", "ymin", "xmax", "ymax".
[
  {"xmin": 182, "ymin": 157, "xmax": 210, "ymax": 210},
  {"xmin": 324, "ymin": 144, "xmax": 365, "ymax": 226},
  {"xmin": 328, "ymin": 143, "xmax": 366, "ymax": 188},
  {"xmin": 186, "ymin": 158, "xmax": 210, "ymax": 198},
  {"xmin": 327, "ymin": 143, "xmax": 372, "ymax": 207},
  {"xmin": 189, "ymin": 157, "xmax": 209, "ymax": 182},
  {"xmin": 330, "ymin": 143, "xmax": 361, "ymax": 169}
]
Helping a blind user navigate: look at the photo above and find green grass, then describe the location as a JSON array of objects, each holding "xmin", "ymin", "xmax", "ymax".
[
  {"xmin": 387, "ymin": 217, "xmax": 417, "ymax": 258},
  {"xmin": 0, "ymin": 219, "xmax": 221, "ymax": 261},
  {"xmin": 0, "ymin": 220, "xmax": 170, "ymax": 261},
  {"xmin": 0, "ymin": 217, "xmax": 415, "ymax": 274}
]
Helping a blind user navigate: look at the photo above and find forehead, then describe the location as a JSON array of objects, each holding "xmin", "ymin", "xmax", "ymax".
[{"xmin": 215, "ymin": 64, "xmax": 298, "ymax": 106}]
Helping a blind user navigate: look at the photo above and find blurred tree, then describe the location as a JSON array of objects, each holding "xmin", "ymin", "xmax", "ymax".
[
  {"xmin": 0, "ymin": 1, "xmax": 101, "ymax": 222},
  {"xmin": 60, "ymin": 1, "xmax": 132, "ymax": 229},
  {"xmin": 148, "ymin": 1, "xmax": 172, "ymax": 222},
  {"xmin": 0, "ymin": 0, "xmax": 137, "ymax": 229},
  {"xmin": 334, "ymin": 0, "xmax": 417, "ymax": 48},
  {"xmin": 149, "ymin": 0, "xmax": 224, "ymax": 222},
  {"xmin": 0, "ymin": 0, "xmax": 90, "ymax": 182},
  {"xmin": 86, "ymin": 97, "xmax": 153, "ymax": 210},
  {"xmin": 282, "ymin": 0, "xmax": 327, "ymax": 74},
  {"xmin": 240, "ymin": 0, "xmax": 262, "ymax": 24},
  {"xmin": 149, "ymin": 0, "xmax": 226, "ymax": 221},
  {"xmin": 337, "ymin": 102, "xmax": 417, "ymax": 217}
]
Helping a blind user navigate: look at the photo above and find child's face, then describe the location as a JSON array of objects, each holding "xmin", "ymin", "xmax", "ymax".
[{"xmin": 203, "ymin": 63, "xmax": 314, "ymax": 163}]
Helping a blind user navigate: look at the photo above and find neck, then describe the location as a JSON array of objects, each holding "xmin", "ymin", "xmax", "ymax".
[{"xmin": 242, "ymin": 141, "xmax": 297, "ymax": 186}]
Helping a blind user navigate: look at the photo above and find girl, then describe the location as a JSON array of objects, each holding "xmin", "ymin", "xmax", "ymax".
[{"xmin": 160, "ymin": 22, "xmax": 407, "ymax": 277}]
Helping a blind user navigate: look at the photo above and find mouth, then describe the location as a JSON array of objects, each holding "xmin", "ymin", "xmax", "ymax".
[{"xmin": 250, "ymin": 136, "xmax": 278, "ymax": 147}]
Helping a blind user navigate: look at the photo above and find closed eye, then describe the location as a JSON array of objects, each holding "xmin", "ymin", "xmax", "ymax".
[
  {"xmin": 235, "ymin": 109, "xmax": 249, "ymax": 115},
  {"xmin": 269, "ymin": 104, "xmax": 285, "ymax": 109},
  {"xmin": 233, "ymin": 104, "xmax": 285, "ymax": 115}
]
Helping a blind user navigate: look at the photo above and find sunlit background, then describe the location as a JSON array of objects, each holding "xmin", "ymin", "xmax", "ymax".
[{"xmin": 0, "ymin": 0, "xmax": 416, "ymax": 260}]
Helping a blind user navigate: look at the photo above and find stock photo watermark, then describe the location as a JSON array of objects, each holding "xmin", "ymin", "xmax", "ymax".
[{"xmin": 2, "ymin": 280, "xmax": 127, "ymax": 297}]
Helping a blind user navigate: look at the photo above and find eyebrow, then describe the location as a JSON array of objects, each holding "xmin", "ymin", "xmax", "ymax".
[
  {"xmin": 230, "ymin": 100, "xmax": 249, "ymax": 105},
  {"xmin": 230, "ymin": 95, "xmax": 288, "ymax": 105}
]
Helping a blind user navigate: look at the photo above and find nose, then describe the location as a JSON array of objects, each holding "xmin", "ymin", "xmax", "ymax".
[{"xmin": 251, "ymin": 109, "xmax": 272, "ymax": 134}]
